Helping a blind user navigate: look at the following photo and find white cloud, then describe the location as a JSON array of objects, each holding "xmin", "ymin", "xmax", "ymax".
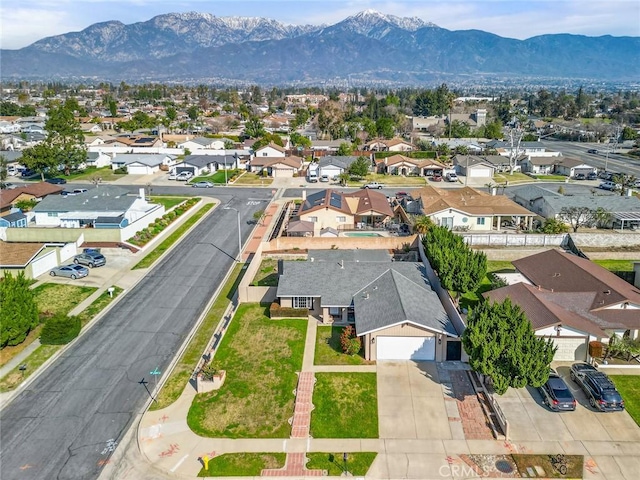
[{"xmin": 0, "ymin": 9, "xmax": 83, "ymax": 49}]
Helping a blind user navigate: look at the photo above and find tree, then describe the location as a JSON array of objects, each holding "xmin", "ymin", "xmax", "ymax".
[
  {"xmin": 0, "ymin": 272, "xmax": 39, "ymax": 347},
  {"xmin": 20, "ymin": 142, "xmax": 58, "ymax": 181},
  {"xmin": 612, "ymin": 173, "xmax": 637, "ymax": 195},
  {"xmin": 541, "ymin": 217, "xmax": 569, "ymax": 234},
  {"xmin": 165, "ymin": 106, "xmax": 177, "ymax": 123},
  {"xmin": 559, "ymin": 206, "xmax": 602, "ymax": 232},
  {"xmin": 413, "ymin": 215, "xmax": 433, "ymax": 234},
  {"xmin": 253, "ymin": 209, "xmax": 265, "ymax": 225},
  {"xmin": 244, "ymin": 116, "xmax": 265, "ymax": 138},
  {"xmin": 337, "ymin": 142, "xmax": 354, "ymax": 156},
  {"xmin": 290, "ymin": 132, "xmax": 311, "ymax": 149},
  {"xmin": 186, "ymin": 106, "xmax": 199, "ymax": 122},
  {"xmin": 482, "ymin": 120, "xmax": 503, "ymax": 140},
  {"xmin": 0, "ymin": 154, "xmax": 8, "ymax": 188},
  {"xmin": 337, "ymin": 172, "xmax": 350, "ymax": 186},
  {"xmin": 347, "ymin": 156, "xmax": 370, "ymax": 178},
  {"xmin": 621, "ymin": 126, "xmax": 638, "ymax": 141},
  {"xmin": 462, "ymin": 298, "xmax": 556, "ymax": 395}
]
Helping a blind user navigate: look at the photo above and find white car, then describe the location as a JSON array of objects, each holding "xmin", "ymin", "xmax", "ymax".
[
  {"xmin": 168, "ymin": 172, "xmax": 177, "ymax": 180},
  {"xmin": 175, "ymin": 171, "xmax": 193, "ymax": 181},
  {"xmin": 446, "ymin": 172, "xmax": 459, "ymax": 182}
]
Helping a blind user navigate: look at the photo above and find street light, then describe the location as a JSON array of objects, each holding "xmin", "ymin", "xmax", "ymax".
[{"xmin": 223, "ymin": 206, "xmax": 242, "ymax": 262}]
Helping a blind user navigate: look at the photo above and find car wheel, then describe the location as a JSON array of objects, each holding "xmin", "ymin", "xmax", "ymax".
[
  {"xmin": 589, "ymin": 397, "xmax": 596, "ymax": 408},
  {"xmin": 570, "ymin": 371, "xmax": 576, "ymax": 381},
  {"xmin": 74, "ymin": 258, "xmax": 79, "ymax": 264},
  {"xmin": 89, "ymin": 263, "xmax": 94, "ymax": 268},
  {"xmin": 71, "ymin": 274, "xmax": 77, "ymax": 280},
  {"xmin": 50, "ymin": 271, "xmax": 56, "ymax": 276},
  {"xmin": 377, "ymin": 186, "xmax": 382, "ymax": 189},
  {"xmin": 364, "ymin": 186, "xmax": 369, "ymax": 189}
]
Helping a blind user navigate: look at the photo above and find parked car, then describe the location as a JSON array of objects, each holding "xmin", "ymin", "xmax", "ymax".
[
  {"xmin": 446, "ymin": 172, "xmax": 459, "ymax": 182},
  {"xmin": 21, "ymin": 169, "xmax": 36, "ymax": 178},
  {"xmin": 192, "ymin": 181, "xmax": 214, "ymax": 188},
  {"xmin": 395, "ymin": 191, "xmax": 408, "ymax": 198},
  {"xmin": 574, "ymin": 173, "xmax": 586, "ymax": 180},
  {"xmin": 362, "ymin": 182, "xmax": 384, "ymax": 189},
  {"xmin": 49, "ymin": 264, "xmax": 89, "ymax": 279},
  {"xmin": 168, "ymin": 172, "xmax": 178, "ymax": 180},
  {"xmin": 320, "ymin": 175, "xmax": 330, "ymax": 182},
  {"xmin": 306, "ymin": 174, "xmax": 318, "ymax": 183},
  {"xmin": 175, "ymin": 171, "xmax": 193, "ymax": 181},
  {"xmin": 1, "ymin": 182, "xmax": 17, "ymax": 190},
  {"xmin": 538, "ymin": 369, "xmax": 576, "ymax": 411},
  {"xmin": 570, "ymin": 363, "xmax": 625, "ymax": 412},
  {"xmin": 599, "ymin": 180, "xmax": 622, "ymax": 191},
  {"xmin": 73, "ymin": 250, "xmax": 106, "ymax": 268},
  {"xmin": 587, "ymin": 172, "xmax": 598, "ymax": 180},
  {"xmin": 430, "ymin": 174, "xmax": 443, "ymax": 182},
  {"xmin": 587, "ymin": 149, "xmax": 599, "ymax": 154},
  {"xmin": 45, "ymin": 177, "xmax": 67, "ymax": 184}
]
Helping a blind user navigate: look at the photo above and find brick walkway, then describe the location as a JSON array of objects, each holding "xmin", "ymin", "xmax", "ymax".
[
  {"xmin": 290, "ymin": 371, "xmax": 315, "ymax": 438},
  {"xmin": 449, "ymin": 370, "xmax": 494, "ymax": 440},
  {"xmin": 242, "ymin": 202, "xmax": 279, "ymax": 261},
  {"xmin": 261, "ymin": 452, "xmax": 324, "ymax": 477}
]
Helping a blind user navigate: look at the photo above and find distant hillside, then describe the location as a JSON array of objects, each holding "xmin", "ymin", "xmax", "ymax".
[{"xmin": 1, "ymin": 10, "xmax": 638, "ymax": 84}]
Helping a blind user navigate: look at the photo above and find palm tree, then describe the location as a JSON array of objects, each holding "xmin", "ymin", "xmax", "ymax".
[
  {"xmin": 612, "ymin": 173, "xmax": 637, "ymax": 196},
  {"xmin": 338, "ymin": 172, "xmax": 350, "ymax": 186},
  {"xmin": 413, "ymin": 215, "xmax": 434, "ymax": 234}
]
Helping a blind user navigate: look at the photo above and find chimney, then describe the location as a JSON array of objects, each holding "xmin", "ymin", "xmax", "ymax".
[
  {"xmin": 302, "ymin": 189, "xmax": 307, "ymax": 201},
  {"xmin": 139, "ymin": 187, "xmax": 145, "ymax": 199},
  {"xmin": 340, "ymin": 260, "xmax": 344, "ymax": 269},
  {"xmin": 492, "ymin": 187, "xmax": 497, "ymax": 196}
]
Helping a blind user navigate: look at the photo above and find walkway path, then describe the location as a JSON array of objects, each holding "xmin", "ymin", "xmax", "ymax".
[{"xmin": 242, "ymin": 202, "xmax": 280, "ymax": 261}]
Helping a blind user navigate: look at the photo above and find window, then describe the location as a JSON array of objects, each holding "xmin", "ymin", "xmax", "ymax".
[
  {"xmin": 308, "ymin": 216, "xmax": 318, "ymax": 223},
  {"xmin": 336, "ymin": 216, "xmax": 346, "ymax": 223},
  {"xmin": 476, "ymin": 217, "xmax": 485, "ymax": 225},
  {"xmin": 293, "ymin": 297, "xmax": 312, "ymax": 309},
  {"xmin": 329, "ymin": 307, "xmax": 340, "ymax": 316},
  {"xmin": 47, "ymin": 212, "xmax": 58, "ymax": 217},
  {"xmin": 262, "ymin": 152, "xmax": 268, "ymax": 156}
]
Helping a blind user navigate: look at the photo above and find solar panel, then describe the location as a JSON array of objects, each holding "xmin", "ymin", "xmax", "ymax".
[{"xmin": 329, "ymin": 192, "xmax": 342, "ymax": 209}]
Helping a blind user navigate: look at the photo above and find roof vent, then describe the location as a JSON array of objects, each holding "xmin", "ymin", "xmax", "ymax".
[
  {"xmin": 362, "ymin": 292, "xmax": 369, "ymax": 299},
  {"xmin": 310, "ymin": 257, "xmax": 314, "ymax": 262},
  {"xmin": 340, "ymin": 260, "xmax": 344, "ymax": 269},
  {"xmin": 553, "ymin": 272, "xmax": 561, "ymax": 277},
  {"xmin": 604, "ymin": 290, "xmax": 611, "ymax": 295}
]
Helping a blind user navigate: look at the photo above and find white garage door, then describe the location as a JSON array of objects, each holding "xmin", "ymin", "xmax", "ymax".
[
  {"xmin": 469, "ymin": 167, "xmax": 493, "ymax": 178},
  {"xmin": 377, "ymin": 336, "xmax": 435, "ymax": 361},
  {"xmin": 31, "ymin": 250, "xmax": 58, "ymax": 278},
  {"xmin": 552, "ymin": 337, "xmax": 588, "ymax": 361},
  {"xmin": 272, "ymin": 168, "xmax": 293, "ymax": 178}
]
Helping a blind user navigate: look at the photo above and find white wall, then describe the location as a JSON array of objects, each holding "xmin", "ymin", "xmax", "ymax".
[
  {"xmin": 120, "ymin": 205, "xmax": 165, "ymax": 240},
  {"xmin": 431, "ymin": 209, "xmax": 492, "ymax": 231},
  {"xmin": 536, "ymin": 325, "xmax": 590, "ymax": 337},
  {"xmin": 57, "ymin": 242, "xmax": 78, "ymax": 262}
]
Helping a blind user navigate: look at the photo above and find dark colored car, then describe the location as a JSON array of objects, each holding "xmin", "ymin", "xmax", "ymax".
[
  {"xmin": 574, "ymin": 173, "xmax": 586, "ymax": 180},
  {"xmin": 21, "ymin": 169, "xmax": 36, "ymax": 178},
  {"xmin": 46, "ymin": 177, "xmax": 67, "ymax": 184},
  {"xmin": 570, "ymin": 363, "xmax": 625, "ymax": 412},
  {"xmin": 73, "ymin": 250, "xmax": 106, "ymax": 268},
  {"xmin": 538, "ymin": 369, "xmax": 576, "ymax": 411},
  {"xmin": 587, "ymin": 172, "xmax": 598, "ymax": 180},
  {"xmin": 587, "ymin": 149, "xmax": 599, "ymax": 154}
]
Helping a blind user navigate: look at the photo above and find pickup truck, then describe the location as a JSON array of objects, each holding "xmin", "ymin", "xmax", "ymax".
[{"xmin": 362, "ymin": 182, "xmax": 384, "ymax": 189}]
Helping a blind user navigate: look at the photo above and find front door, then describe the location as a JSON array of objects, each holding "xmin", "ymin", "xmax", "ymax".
[{"xmin": 446, "ymin": 340, "xmax": 462, "ymax": 361}]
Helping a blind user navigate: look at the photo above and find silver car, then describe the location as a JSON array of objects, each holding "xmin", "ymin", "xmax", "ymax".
[
  {"xmin": 192, "ymin": 181, "xmax": 214, "ymax": 188},
  {"xmin": 49, "ymin": 264, "xmax": 89, "ymax": 279}
]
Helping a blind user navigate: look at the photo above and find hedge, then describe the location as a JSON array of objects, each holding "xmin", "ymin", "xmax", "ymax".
[
  {"xmin": 269, "ymin": 303, "xmax": 308, "ymax": 319},
  {"xmin": 40, "ymin": 315, "xmax": 81, "ymax": 345},
  {"xmin": 128, "ymin": 197, "xmax": 200, "ymax": 246}
]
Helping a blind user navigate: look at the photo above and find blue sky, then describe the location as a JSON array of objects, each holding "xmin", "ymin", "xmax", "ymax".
[{"xmin": 1, "ymin": 0, "xmax": 639, "ymax": 49}]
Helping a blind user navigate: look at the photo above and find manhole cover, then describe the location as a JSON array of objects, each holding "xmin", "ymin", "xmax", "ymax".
[{"xmin": 495, "ymin": 460, "xmax": 514, "ymax": 473}]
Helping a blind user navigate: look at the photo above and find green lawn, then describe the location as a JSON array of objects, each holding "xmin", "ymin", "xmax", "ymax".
[
  {"xmin": 251, "ymin": 258, "xmax": 279, "ymax": 286},
  {"xmin": 33, "ymin": 283, "xmax": 96, "ymax": 317},
  {"xmin": 150, "ymin": 196, "xmax": 188, "ymax": 210},
  {"xmin": 197, "ymin": 453, "xmax": 285, "ymax": 477},
  {"xmin": 151, "ymin": 262, "xmax": 246, "ymax": 410},
  {"xmin": 311, "ymin": 372, "xmax": 378, "ymax": 438},
  {"xmin": 533, "ymin": 174, "xmax": 567, "ymax": 181},
  {"xmin": 192, "ymin": 169, "xmax": 240, "ymax": 184},
  {"xmin": 187, "ymin": 304, "xmax": 307, "ymax": 438},
  {"xmin": 314, "ymin": 326, "xmax": 371, "ymax": 365},
  {"xmin": 493, "ymin": 172, "xmax": 534, "ymax": 184},
  {"xmin": 593, "ymin": 260, "xmax": 636, "ymax": 272},
  {"xmin": 487, "ymin": 260, "xmax": 516, "ymax": 273},
  {"xmin": 306, "ymin": 452, "xmax": 378, "ymax": 476},
  {"xmin": 132, "ymin": 203, "xmax": 214, "ymax": 269},
  {"xmin": 234, "ymin": 173, "xmax": 273, "ymax": 186},
  {"xmin": 76, "ymin": 286, "xmax": 123, "ymax": 327},
  {"xmin": 0, "ymin": 345, "xmax": 61, "ymax": 393},
  {"xmin": 611, "ymin": 376, "xmax": 640, "ymax": 427},
  {"xmin": 347, "ymin": 173, "xmax": 427, "ymax": 187}
]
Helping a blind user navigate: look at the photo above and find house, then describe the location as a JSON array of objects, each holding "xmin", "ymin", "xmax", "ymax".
[
  {"xmin": 435, "ymin": 139, "xmax": 484, "ymax": 154},
  {"xmin": 317, "ymin": 156, "xmax": 361, "ymax": 179},
  {"xmin": 111, "ymin": 154, "xmax": 176, "ymax": 174},
  {"xmin": 80, "ymin": 123, "xmax": 103, "ymax": 134},
  {"xmin": 32, "ymin": 186, "xmax": 162, "ymax": 229},
  {"xmin": 403, "ymin": 186, "xmax": 535, "ymax": 231},
  {"xmin": 84, "ymin": 151, "xmax": 112, "ymax": 169},
  {"xmin": 115, "ymin": 135, "xmax": 163, "ymax": 148},
  {"xmin": 254, "ymin": 143, "xmax": 286, "ymax": 158},
  {"xmin": 365, "ymin": 138, "xmax": 415, "ymax": 152},
  {"xmin": 412, "ymin": 116, "xmax": 445, "ymax": 131},
  {"xmin": 296, "ymin": 189, "xmax": 393, "ymax": 234},
  {"xmin": 310, "ymin": 139, "xmax": 345, "ymax": 153},
  {"xmin": 178, "ymin": 136, "xmax": 231, "ymax": 151},
  {"xmin": 178, "ymin": 155, "xmax": 238, "ymax": 177},
  {"xmin": 485, "ymin": 140, "xmax": 549, "ymax": 157},
  {"xmin": 1, "ymin": 151, "xmax": 24, "ymax": 175},
  {"xmin": 552, "ymin": 158, "xmax": 597, "ymax": 178},
  {"xmin": 483, "ymin": 249, "xmax": 640, "ymax": 360},
  {"xmin": 509, "ymin": 184, "xmax": 640, "ymax": 228},
  {"xmin": 451, "ymin": 155, "xmax": 497, "ymax": 179},
  {"xmin": 448, "ymin": 109, "xmax": 488, "ymax": 128},
  {"xmin": 276, "ymin": 249, "xmax": 458, "ymax": 361},
  {"xmin": 375, "ymin": 155, "xmax": 446, "ymax": 177},
  {"xmin": 0, "ymin": 182, "xmax": 63, "ymax": 216},
  {"xmin": 0, "ymin": 241, "xmax": 71, "ymax": 279},
  {"xmin": 248, "ymin": 156, "xmax": 303, "ymax": 178},
  {"xmin": 520, "ymin": 156, "xmax": 561, "ymax": 175},
  {"xmin": 0, "ymin": 211, "xmax": 28, "ymax": 228}
]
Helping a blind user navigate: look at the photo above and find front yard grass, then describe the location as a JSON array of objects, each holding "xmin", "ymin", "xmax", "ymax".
[
  {"xmin": 314, "ymin": 326, "xmax": 372, "ymax": 365},
  {"xmin": 306, "ymin": 452, "xmax": 378, "ymax": 476},
  {"xmin": 151, "ymin": 262, "xmax": 246, "ymax": 410},
  {"xmin": 233, "ymin": 172, "xmax": 273, "ymax": 186},
  {"xmin": 611, "ymin": 376, "xmax": 640, "ymax": 427},
  {"xmin": 197, "ymin": 453, "xmax": 285, "ymax": 477},
  {"xmin": 493, "ymin": 172, "xmax": 535, "ymax": 184},
  {"xmin": 187, "ymin": 303, "xmax": 307, "ymax": 438},
  {"xmin": 347, "ymin": 173, "xmax": 427, "ymax": 187},
  {"xmin": 251, "ymin": 258, "xmax": 279, "ymax": 286},
  {"xmin": 533, "ymin": 174, "xmax": 567, "ymax": 181},
  {"xmin": 33, "ymin": 283, "xmax": 96, "ymax": 317},
  {"xmin": 0, "ymin": 325, "xmax": 43, "ymax": 368},
  {"xmin": 150, "ymin": 196, "xmax": 188, "ymax": 210},
  {"xmin": 76, "ymin": 286, "xmax": 123, "ymax": 327},
  {"xmin": 0, "ymin": 345, "xmax": 61, "ymax": 393},
  {"xmin": 192, "ymin": 169, "xmax": 240, "ymax": 184},
  {"xmin": 311, "ymin": 372, "xmax": 378, "ymax": 438}
]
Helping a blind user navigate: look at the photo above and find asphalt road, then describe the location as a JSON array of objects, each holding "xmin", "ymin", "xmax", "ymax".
[
  {"xmin": 0, "ymin": 188, "xmax": 272, "ymax": 480},
  {"xmin": 542, "ymin": 140, "xmax": 640, "ymax": 177}
]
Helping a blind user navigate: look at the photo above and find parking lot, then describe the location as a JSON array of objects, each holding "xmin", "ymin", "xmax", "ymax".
[{"xmin": 496, "ymin": 364, "xmax": 640, "ymax": 443}]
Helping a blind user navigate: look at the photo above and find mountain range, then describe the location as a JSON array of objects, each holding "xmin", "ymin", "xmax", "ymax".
[{"xmin": 1, "ymin": 10, "xmax": 638, "ymax": 85}]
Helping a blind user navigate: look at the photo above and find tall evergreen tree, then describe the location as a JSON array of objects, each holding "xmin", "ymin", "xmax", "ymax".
[{"xmin": 0, "ymin": 272, "xmax": 40, "ymax": 347}]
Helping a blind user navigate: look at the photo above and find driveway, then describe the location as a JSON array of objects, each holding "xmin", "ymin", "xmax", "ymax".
[
  {"xmin": 377, "ymin": 361, "xmax": 452, "ymax": 439},
  {"xmin": 496, "ymin": 365, "xmax": 640, "ymax": 443}
]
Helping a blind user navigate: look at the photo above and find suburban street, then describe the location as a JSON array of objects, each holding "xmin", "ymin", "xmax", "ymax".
[
  {"xmin": 542, "ymin": 140, "xmax": 640, "ymax": 178},
  {"xmin": 0, "ymin": 188, "xmax": 272, "ymax": 480}
]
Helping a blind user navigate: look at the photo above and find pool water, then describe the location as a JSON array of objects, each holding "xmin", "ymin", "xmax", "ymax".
[{"xmin": 344, "ymin": 232, "xmax": 382, "ymax": 237}]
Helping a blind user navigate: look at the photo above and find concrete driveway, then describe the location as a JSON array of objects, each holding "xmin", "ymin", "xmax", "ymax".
[
  {"xmin": 496, "ymin": 366, "xmax": 640, "ymax": 443},
  {"xmin": 377, "ymin": 361, "xmax": 452, "ymax": 440}
]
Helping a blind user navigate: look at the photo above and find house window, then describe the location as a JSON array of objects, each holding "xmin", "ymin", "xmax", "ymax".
[
  {"xmin": 308, "ymin": 216, "xmax": 318, "ymax": 223},
  {"xmin": 262, "ymin": 152, "xmax": 268, "ymax": 156},
  {"xmin": 293, "ymin": 297, "xmax": 312, "ymax": 309},
  {"xmin": 329, "ymin": 307, "xmax": 340, "ymax": 316},
  {"xmin": 336, "ymin": 216, "xmax": 346, "ymax": 223},
  {"xmin": 476, "ymin": 217, "xmax": 485, "ymax": 225},
  {"xmin": 47, "ymin": 212, "xmax": 58, "ymax": 217}
]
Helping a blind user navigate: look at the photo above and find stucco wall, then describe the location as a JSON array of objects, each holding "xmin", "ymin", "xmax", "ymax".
[
  {"xmin": 267, "ymin": 235, "xmax": 418, "ymax": 251},
  {"xmin": 462, "ymin": 233, "xmax": 567, "ymax": 247},
  {"xmin": 570, "ymin": 232, "xmax": 640, "ymax": 248},
  {"xmin": 299, "ymin": 208, "xmax": 354, "ymax": 233}
]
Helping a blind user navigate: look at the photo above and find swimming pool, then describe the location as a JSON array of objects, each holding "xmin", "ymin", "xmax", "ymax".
[{"xmin": 343, "ymin": 232, "xmax": 382, "ymax": 237}]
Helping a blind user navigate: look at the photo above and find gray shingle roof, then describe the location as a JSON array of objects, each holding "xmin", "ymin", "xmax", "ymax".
[
  {"xmin": 318, "ymin": 156, "xmax": 359, "ymax": 169},
  {"xmin": 308, "ymin": 249, "xmax": 391, "ymax": 262},
  {"xmin": 115, "ymin": 154, "xmax": 170, "ymax": 166},
  {"xmin": 33, "ymin": 186, "xmax": 136, "ymax": 213}
]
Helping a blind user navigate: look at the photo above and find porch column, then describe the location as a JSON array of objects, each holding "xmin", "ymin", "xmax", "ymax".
[{"xmin": 496, "ymin": 215, "xmax": 501, "ymax": 231}]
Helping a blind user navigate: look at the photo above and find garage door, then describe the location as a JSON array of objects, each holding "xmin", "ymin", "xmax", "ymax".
[
  {"xmin": 31, "ymin": 250, "xmax": 58, "ymax": 278},
  {"xmin": 376, "ymin": 336, "xmax": 435, "ymax": 361},
  {"xmin": 551, "ymin": 337, "xmax": 588, "ymax": 361},
  {"xmin": 470, "ymin": 167, "xmax": 493, "ymax": 178},
  {"xmin": 273, "ymin": 168, "xmax": 293, "ymax": 178}
]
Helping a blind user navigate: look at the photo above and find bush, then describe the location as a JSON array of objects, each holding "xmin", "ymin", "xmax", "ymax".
[
  {"xmin": 40, "ymin": 314, "xmax": 81, "ymax": 345},
  {"xmin": 114, "ymin": 167, "xmax": 128, "ymax": 174},
  {"xmin": 589, "ymin": 340, "xmax": 604, "ymax": 359},
  {"xmin": 269, "ymin": 302, "xmax": 308, "ymax": 318},
  {"xmin": 340, "ymin": 325, "xmax": 362, "ymax": 355}
]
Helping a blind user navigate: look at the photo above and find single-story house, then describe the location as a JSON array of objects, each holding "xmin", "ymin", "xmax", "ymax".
[
  {"xmin": 520, "ymin": 156, "xmax": 561, "ymax": 174},
  {"xmin": 276, "ymin": 250, "xmax": 459, "ymax": 361},
  {"xmin": 84, "ymin": 151, "xmax": 112, "ymax": 169},
  {"xmin": 32, "ymin": 186, "xmax": 162, "ymax": 229},
  {"xmin": 553, "ymin": 158, "xmax": 597, "ymax": 178},
  {"xmin": 111, "ymin": 154, "xmax": 176, "ymax": 174},
  {"xmin": 375, "ymin": 154, "xmax": 446, "ymax": 177},
  {"xmin": 0, "ymin": 211, "xmax": 28, "ymax": 228},
  {"xmin": 404, "ymin": 186, "xmax": 535, "ymax": 231},
  {"xmin": 83, "ymin": 135, "xmax": 119, "ymax": 147},
  {"xmin": 115, "ymin": 135, "xmax": 163, "ymax": 148},
  {"xmin": 297, "ymin": 189, "xmax": 394, "ymax": 234},
  {"xmin": 317, "ymin": 156, "xmax": 361, "ymax": 179},
  {"xmin": 365, "ymin": 138, "xmax": 415, "ymax": 152},
  {"xmin": 178, "ymin": 155, "xmax": 239, "ymax": 176},
  {"xmin": 436, "ymin": 139, "xmax": 484, "ymax": 153},
  {"xmin": 285, "ymin": 219, "xmax": 315, "ymax": 237},
  {"xmin": 254, "ymin": 143, "xmax": 286, "ymax": 158},
  {"xmin": 451, "ymin": 155, "xmax": 497, "ymax": 179},
  {"xmin": 0, "ymin": 240, "xmax": 78, "ymax": 278},
  {"xmin": 80, "ymin": 123, "xmax": 103, "ymax": 134},
  {"xmin": 248, "ymin": 156, "xmax": 303, "ymax": 178},
  {"xmin": 178, "ymin": 136, "xmax": 232, "ymax": 151},
  {"xmin": 484, "ymin": 140, "xmax": 548, "ymax": 157},
  {"xmin": 0, "ymin": 182, "xmax": 63, "ymax": 216},
  {"xmin": 310, "ymin": 139, "xmax": 345, "ymax": 153}
]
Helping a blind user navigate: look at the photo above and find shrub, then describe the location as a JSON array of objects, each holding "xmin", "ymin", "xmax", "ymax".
[
  {"xmin": 114, "ymin": 167, "xmax": 128, "ymax": 174},
  {"xmin": 489, "ymin": 273, "xmax": 508, "ymax": 290},
  {"xmin": 40, "ymin": 314, "xmax": 81, "ymax": 345},
  {"xmin": 340, "ymin": 325, "xmax": 362, "ymax": 355},
  {"xmin": 589, "ymin": 340, "xmax": 604, "ymax": 359},
  {"xmin": 269, "ymin": 302, "xmax": 308, "ymax": 318}
]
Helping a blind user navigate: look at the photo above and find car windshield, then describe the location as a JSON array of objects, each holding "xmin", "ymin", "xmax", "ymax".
[
  {"xmin": 71, "ymin": 265, "xmax": 85, "ymax": 270},
  {"xmin": 549, "ymin": 379, "xmax": 572, "ymax": 400},
  {"xmin": 602, "ymin": 390, "xmax": 622, "ymax": 402}
]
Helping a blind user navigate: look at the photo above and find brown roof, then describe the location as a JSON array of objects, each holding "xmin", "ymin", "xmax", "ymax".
[
  {"xmin": 512, "ymin": 249, "xmax": 640, "ymax": 310},
  {"xmin": 300, "ymin": 188, "xmax": 393, "ymax": 217},
  {"xmin": 0, "ymin": 241, "xmax": 46, "ymax": 267},
  {"xmin": 409, "ymin": 186, "xmax": 533, "ymax": 217},
  {"xmin": 256, "ymin": 142, "xmax": 286, "ymax": 153},
  {"xmin": 250, "ymin": 156, "xmax": 302, "ymax": 169},
  {"xmin": 0, "ymin": 182, "xmax": 63, "ymax": 209},
  {"xmin": 484, "ymin": 283, "xmax": 608, "ymax": 338},
  {"xmin": 377, "ymin": 154, "xmax": 445, "ymax": 168}
]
